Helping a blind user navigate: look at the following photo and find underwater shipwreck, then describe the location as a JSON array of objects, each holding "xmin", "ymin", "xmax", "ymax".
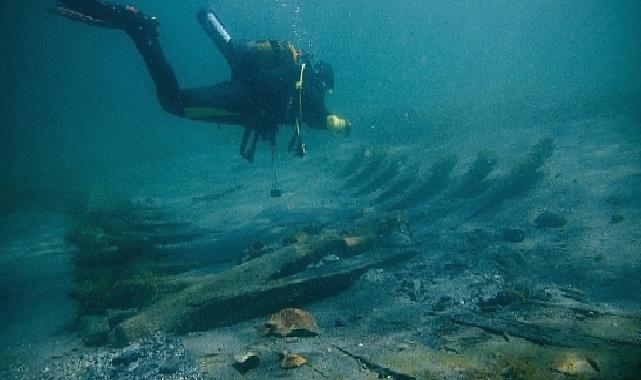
[
  {"xmin": 18, "ymin": 134, "xmax": 633, "ymax": 379},
  {"xmin": 1, "ymin": 1, "xmax": 640, "ymax": 379}
]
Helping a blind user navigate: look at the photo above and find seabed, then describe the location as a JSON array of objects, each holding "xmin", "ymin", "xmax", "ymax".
[{"xmin": 1, "ymin": 116, "xmax": 640, "ymax": 379}]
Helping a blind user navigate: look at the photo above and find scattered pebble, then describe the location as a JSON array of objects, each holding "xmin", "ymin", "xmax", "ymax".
[
  {"xmin": 25, "ymin": 333, "xmax": 203, "ymax": 380},
  {"xmin": 232, "ymin": 352, "xmax": 260, "ymax": 374}
]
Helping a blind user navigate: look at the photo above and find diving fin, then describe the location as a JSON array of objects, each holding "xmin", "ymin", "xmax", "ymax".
[{"xmin": 55, "ymin": 0, "xmax": 159, "ymax": 35}]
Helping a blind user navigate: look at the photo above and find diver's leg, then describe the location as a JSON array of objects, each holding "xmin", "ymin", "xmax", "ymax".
[
  {"xmin": 57, "ymin": 0, "xmax": 183, "ymax": 116},
  {"xmin": 126, "ymin": 25, "xmax": 183, "ymax": 115}
]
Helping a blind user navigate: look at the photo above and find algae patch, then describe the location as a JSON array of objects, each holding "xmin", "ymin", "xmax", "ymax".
[{"xmin": 65, "ymin": 201, "xmax": 192, "ymax": 333}]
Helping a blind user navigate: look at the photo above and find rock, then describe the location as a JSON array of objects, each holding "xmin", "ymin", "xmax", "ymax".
[
  {"xmin": 281, "ymin": 353, "xmax": 307, "ymax": 369},
  {"xmin": 232, "ymin": 352, "xmax": 260, "ymax": 374},
  {"xmin": 500, "ymin": 228, "xmax": 525, "ymax": 243},
  {"xmin": 555, "ymin": 353, "xmax": 597, "ymax": 375},
  {"xmin": 534, "ymin": 211, "xmax": 567, "ymax": 228},
  {"xmin": 112, "ymin": 346, "xmax": 141, "ymax": 366},
  {"xmin": 264, "ymin": 308, "xmax": 320, "ymax": 337},
  {"xmin": 80, "ymin": 316, "xmax": 109, "ymax": 347}
]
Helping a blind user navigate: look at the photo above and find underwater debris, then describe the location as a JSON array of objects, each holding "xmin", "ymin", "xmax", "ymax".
[
  {"xmin": 112, "ymin": 216, "xmax": 414, "ymax": 344},
  {"xmin": 478, "ymin": 291, "xmax": 525, "ymax": 312},
  {"xmin": 232, "ymin": 352, "xmax": 260, "ymax": 374},
  {"xmin": 281, "ymin": 353, "xmax": 307, "ymax": 369},
  {"xmin": 473, "ymin": 138, "xmax": 554, "ymax": 215},
  {"xmin": 534, "ymin": 211, "xmax": 567, "ymax": 228},
  {"xmin": 449, "ymin": 150, "xmax": 498, "ymax": 199},
  {"xmin": 373, "ymin": 163, "xmax": 421, "ymax": 204},
  {"xmin": 337, "ymin": 147, "xmax": 368, "ymax": 178},
  {"xmin": 263, "ymin": 308, "xmax": 320, "ymax": 337},
  {"xmin": 238, "ymin": 240, "xmax": 275, "ymax": 263},
  {"xmin": 354, "ymin": 156, "xmax": 405, "ymax": 196},
  {"xmin": 390, "ymin": 155, "xmax": 458, "ymax": 210},
  {"xmin": 343, "ymin": 152, "xmax": 385, "ymax": 189},
  {"xmin": 65, "ymin": 201, "xmax": 195, "ymax": 341}
]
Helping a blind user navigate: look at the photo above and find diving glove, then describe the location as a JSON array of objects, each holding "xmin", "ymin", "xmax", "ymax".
[{"xmin": 326, "ymin": 114, "xmax": 350, "ymax": 132}]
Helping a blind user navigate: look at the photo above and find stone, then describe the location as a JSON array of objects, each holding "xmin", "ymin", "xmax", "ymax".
[
  {"xmin": 534, "ymin": 211, "xmax": 567, "ymax": 228},
  {"xmin": 281, "ymin": 353, "xmax": 307, "ymax": 369},
  {"xmin": 232, "ymin": 352, "xmax": 260, "ymax": 374},
  {"xmin": 111, "ymin": 346, "xmax": 141, "ymax": 366},
  {"xmin": 264, "ymin": 308, "xmax": 320, "ymax": 337},
  {"xmin": 555, "ymin": 353, "xmax": 597, "ymax": 375}
]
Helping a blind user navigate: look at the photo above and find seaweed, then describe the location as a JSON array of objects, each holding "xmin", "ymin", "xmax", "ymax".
[{"xmin": 65, "ymin": 201, "xmax": 191, "ymax": 317}]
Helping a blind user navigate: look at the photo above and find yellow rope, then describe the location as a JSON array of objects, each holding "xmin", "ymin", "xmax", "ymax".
[
  {"xmin": 293, "ymin": 63, "xmax": 307, "ymax": 155},
  {"xmin": 296, "ymin": 63, "xmax": 306, "ymax": 121}
]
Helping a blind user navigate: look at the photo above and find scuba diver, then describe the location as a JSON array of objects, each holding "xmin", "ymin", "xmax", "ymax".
[{"xmin": 55, "ymin": 0, "xmax": 350, "ymax": 162}]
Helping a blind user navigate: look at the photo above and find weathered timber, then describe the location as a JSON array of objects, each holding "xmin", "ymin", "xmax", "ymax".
[
  {"xmin": 113, "ymin": 217, "xmax": 414, "ymax": 344},
  {"xmin": 428, "ymin": 312, "xmax": 641, "ymax": 350}
]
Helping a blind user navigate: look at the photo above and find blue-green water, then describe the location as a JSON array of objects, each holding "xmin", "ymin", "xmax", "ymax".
[
  {"xmin": 1, "ymin": 1, "xmax": 640, "ymax": 379},
  {"xmin": 2, "ymin": 1, "xmax": 639, "ymax": 209}
]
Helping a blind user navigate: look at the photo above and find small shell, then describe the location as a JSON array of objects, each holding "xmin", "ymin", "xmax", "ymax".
[
  {"xmin": 264, "ymin": 308, "xmax": 319, "ymax": 337},
  {"xmin": 281, "ymin": 353, "xmax": 307, "ymax": 369},
  {"xmin": 555, "ymin": 353, "xmax": 595, "ymax": 375}
]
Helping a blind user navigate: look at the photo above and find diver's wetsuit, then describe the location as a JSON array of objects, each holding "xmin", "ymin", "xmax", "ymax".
[{"xmin": 56, "ymin": 0, "xmax": 333, "ymax": 161}]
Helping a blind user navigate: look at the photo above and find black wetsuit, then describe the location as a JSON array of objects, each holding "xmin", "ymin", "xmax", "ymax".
[{"xmin": 57, "ymin": 1, "xmax": 332, "ymax": 161}]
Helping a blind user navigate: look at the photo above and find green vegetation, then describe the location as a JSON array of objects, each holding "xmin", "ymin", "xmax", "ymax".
[{"xmin": 65, "ymin": 201, "xmax": 188, "ymax": 316}]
